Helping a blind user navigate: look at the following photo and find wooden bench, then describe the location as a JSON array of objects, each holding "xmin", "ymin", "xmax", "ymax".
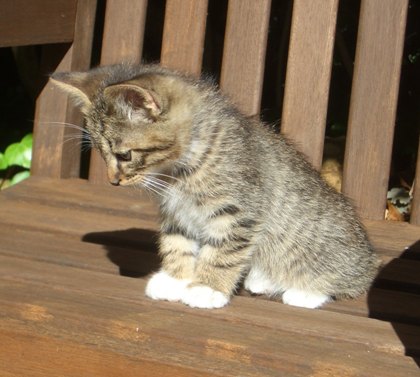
[{"xmin": 1, "ymin": 0, "xmax": 419, "ymax": 375}]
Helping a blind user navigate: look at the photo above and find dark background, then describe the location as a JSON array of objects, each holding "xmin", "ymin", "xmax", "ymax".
[{"xmin": 1, "ymin": 0, "xmax": 419, "ymax": 187}]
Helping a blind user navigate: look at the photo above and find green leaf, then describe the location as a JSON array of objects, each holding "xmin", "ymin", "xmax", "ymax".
[
  {"xmin": 5, "ymin": 143, "xmax": 26, "ymax": 168},
  {"xmin": 20, "ymin": 133, "xmax": 33, "ymax": 169},
  {"xmin": 4, "ymin": 134, "xmax": 32, "ymax": 169},
  {"xmin": 21, "ymin": 133, "xmax": 33, "ymax": 146},
  {"xmin": 21, "ymin": 147, "xmax": 32, "ymax": 169},
  {"xmin": 9, "ymin": 170, "xmax": 30, "ymax": 186},
  {"xmin": 408, "ymin": 51, "xmax": 420, "ymax": 64},
  {"xmin": 20, "ymin": 134, "xmax": 33, "ymax": 169},
  {"xmin": 0, "ymin": 152, "xmax": 8, "ymax": 170}
]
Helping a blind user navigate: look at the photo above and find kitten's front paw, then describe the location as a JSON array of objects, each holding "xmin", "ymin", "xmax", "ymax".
[
  {"xmin": 145, "ymin": 271, "xmax": 191, "ymax": 302},
  {"xmin": 181, "ymin": 285, "xmax": 229, "ymax": 309},
  {"xmin": 282, "ymin": 288, "xmax": 330, "ymax": 309}
]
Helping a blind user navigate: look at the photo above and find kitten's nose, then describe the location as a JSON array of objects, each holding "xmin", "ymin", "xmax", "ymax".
[
  {"xmin": 110, "ymin": 178, "xmax": 120, "ymax": 186},
  {"xmin": 108, "ymin": 170, "xmax": 121, "ymax": 186}
]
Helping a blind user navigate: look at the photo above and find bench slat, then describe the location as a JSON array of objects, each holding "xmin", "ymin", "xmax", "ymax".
[
  {"xmin": 2, "ymin": 329, "xmax": 212, "ymax": 377},
  {"xmin": 32, "ymin": 85, "xmax": 77, "ymax": 178},
  {"xmin": 101, "ymin": 0, "xmax": 148, "ymax": 65},
  {"xmin": 161, "ymin": 0, "xmax": 208, "ymax": 76},
  {"xmin": 4, "ymin": 2, "xmax": 420, "ymax": 374},
  {"xmin": 0, "ymin": 0, "xmax": 77, "ymax": 48},
  {"xmin": 88, "ymin": 0, "xmax": 149, "ymax": 184},
  {"xmin": 342, "ymin": 0, "xmax": 409, "ymax": 220},
  {"xmin": 219, "ymin": 0, "xmax": 271, "ymax": 116},
  {"xmin": 281, "ymin": 0, "xmax": 339, "ymax": 169},
  {"xmin": 31, "ymin": 0, "xmax": 97, "ymax": 179},
  {"xmin": 2, "ymin": 223, "xmax": 420, "ymax": 327},
  {"xmin": 1, "ymin": 255, "xmax": 419, "ymax": 376},
  {"xmin": 2, "ymin": 178, "xmax": 420, "ymax": 325}
]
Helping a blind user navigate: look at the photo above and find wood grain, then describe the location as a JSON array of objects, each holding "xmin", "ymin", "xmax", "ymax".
[
  {"xmin": 1, "ymin": 177, "xmax": 420, "ymax": 375},
  {"xmin": 32, "ymin": 81, "xmax": 77, "ymax": 178},
  {"xmin": 363, "ymin": 219, "xmax": 420, "ymax": 255},
  {"xmin": 342, "ymin": 0, "xmax": 409, "ymax": 220},
  {"xmin": 0, "ymin": 177, "xmax": 158, "ymax": 238},
  {"xmin": 0, "ymin": 256, "xmax": 419, "ymax": 376},
  {"xmin": 281, "ymin": 0, "xmax": 339, "ymax": 169},
  {"xmin": 101, "ymin": 0, "xmax": 148, "ymax": 65},
  {"xmin": 31, "ymin": 0, "xmax": 97, "ymax": 179},
  {"xmin": 219, "ymin": 0, "xmax": 271, "ymax": 116},
  {"xmin": 88, "ymin": 0, "xmax": 148, "ymax": 184},
  {"xmin": 2, "ymin": 178, "xmax": 420, "ymax": 316},
  {"xmin": 0, "ymin": 0, "xmax": 77, "ymax": 48},
  {"xmin": 160, "ymin": 0, "xmax": 208, "ymax": 76},
  {"xmin": 4, "ymin": 1, "xmax": 420, "ymax": 374},
  {"xmin": 1, "ymin": 328, "xmax": 214, "ymax": 377}
]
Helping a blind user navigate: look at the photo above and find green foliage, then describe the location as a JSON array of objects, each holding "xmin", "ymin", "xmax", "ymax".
[
  {"xmin": 408, "ymin": 51, "xmax": 420, "ymax": 64},
  {"xmin": 0, "ymin": 133, "xmax": 32, "ymax": 189}
]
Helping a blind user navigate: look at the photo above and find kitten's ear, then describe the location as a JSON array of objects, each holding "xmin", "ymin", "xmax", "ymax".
[
  {"xmin": 50, "ymin": 71, "xmax": 99, "ymax": 110},
  {"xmin": 104, "ymin": 84, "xmax": 162, "ymax": 121}
]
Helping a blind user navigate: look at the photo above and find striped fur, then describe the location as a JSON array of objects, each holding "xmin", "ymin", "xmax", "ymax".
[{"xmin": 52, "ymin": 64, "xmax": 379, "ymax": 309}]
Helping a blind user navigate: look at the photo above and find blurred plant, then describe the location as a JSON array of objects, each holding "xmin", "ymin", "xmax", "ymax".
[{"xmin": 0, "ymin": 133, "xmax": 32, "ymax": 189}]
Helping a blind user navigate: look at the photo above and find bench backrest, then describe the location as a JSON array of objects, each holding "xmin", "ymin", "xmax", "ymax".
[{"xmin": 30, "ymin": 0, "xmax": 419, "ymax": 225}]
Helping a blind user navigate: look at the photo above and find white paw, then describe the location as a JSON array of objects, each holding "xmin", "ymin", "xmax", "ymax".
[
  {"xmin": 282, "ymin": 289, "xmax": 330, "ymax": 309},
  {"xmin": 181, "ymin": 285, "xmax": 229, "ymax": 309},
  {"xmin": 244, "ymin": 268, "xmax": 278, "ymax": 295},
  {"xmin": 145, "ymin": 271, "xmax": 191, "ymax": 302}
]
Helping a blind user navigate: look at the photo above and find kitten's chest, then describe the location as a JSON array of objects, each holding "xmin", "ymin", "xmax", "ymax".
[{"xmin": 161, "ymin": 187, "xmax": 208, "ymax": 238}]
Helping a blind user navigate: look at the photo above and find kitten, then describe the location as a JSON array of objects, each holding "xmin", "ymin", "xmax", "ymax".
[{"xmin": 51, "ymin": 63, "xmax": 379, "ymax": 309}]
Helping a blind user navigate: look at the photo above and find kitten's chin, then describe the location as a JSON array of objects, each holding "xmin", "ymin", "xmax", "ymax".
[{"xmin": 118, "ymin": 175, "xmax": 143, "ymax": 187}]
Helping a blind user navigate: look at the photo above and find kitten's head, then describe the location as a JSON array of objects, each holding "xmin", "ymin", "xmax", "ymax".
[{"xmin": 51, "ymin": 65, "xmax": 190, "ymax": 186}]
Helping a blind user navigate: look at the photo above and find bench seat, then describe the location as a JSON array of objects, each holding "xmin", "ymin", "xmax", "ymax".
[{"xmin": 1, "ymin": 177, "xmax": 419, "ymax": 376}]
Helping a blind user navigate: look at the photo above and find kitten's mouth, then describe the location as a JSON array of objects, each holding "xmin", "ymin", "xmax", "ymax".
[{"xmin": 118, "ymin": 175, "xmax": 144, "ymax": 186}]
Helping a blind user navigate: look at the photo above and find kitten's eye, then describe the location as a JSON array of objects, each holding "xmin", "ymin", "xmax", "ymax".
[{"xmin": 116, "ymin": 151, "xmax": 132, "ymax": 161}]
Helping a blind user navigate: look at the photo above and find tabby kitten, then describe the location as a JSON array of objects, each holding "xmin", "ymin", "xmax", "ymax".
[{"xmin": 51, "ymin": 63, "xmax": 379, "ymax": 309}]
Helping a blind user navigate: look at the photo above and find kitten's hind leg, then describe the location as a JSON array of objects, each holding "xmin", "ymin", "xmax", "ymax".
[
  {"xmin": 282, "ymin": 288, "xmax": 330, "ymax": 309},
  {"xmin": 244, "ymin": 267, "xmax": 280, "ymax": 295},
  {"xmin": 244, "ymin": 269, "xmax": 330, "ymax": 308}
]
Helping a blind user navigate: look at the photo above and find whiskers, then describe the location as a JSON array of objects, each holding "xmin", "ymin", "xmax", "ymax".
[
  {"xmin": 63, "ymin": 132, "xmax": 92, "ymax": 152},
  {"xmin": 40, "ymin": 121, "xmax": 92, "ymax": 152},
  {"xmin": 134, "ymin": 172, "xmax": 182, "ymax": 199},
  {"xmin": 42, "ymin": 121, "xmax": 85, "ymax": 132}
]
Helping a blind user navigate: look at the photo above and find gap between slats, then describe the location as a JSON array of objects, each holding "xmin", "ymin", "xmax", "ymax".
[{"xmin": 342, "ymin": 0, "xmax": 409, "ymax": 220}]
